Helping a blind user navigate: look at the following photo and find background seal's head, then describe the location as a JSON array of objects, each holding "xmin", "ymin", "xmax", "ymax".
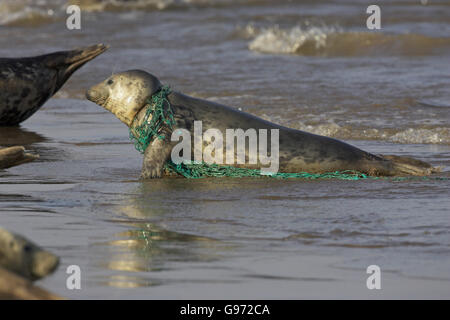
[
  {"xmin": 0, "ymin": 227, "xmax": 59, "ymax": 281},
  {"xmin": 86, "ymin": 70, "xmax": 162, "ymax": 126}
]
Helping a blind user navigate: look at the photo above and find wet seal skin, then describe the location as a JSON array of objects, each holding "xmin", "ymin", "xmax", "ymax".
[
  {"xmin": 0, "ymin": 227, "xmax": 59, "ymax": 281},
  {"xmin": 0, "ymin": 44, "xmax": 108, "ymax": 126},
  {"xmin": 86, "ymin": 70, "xmax": 438, "ymax": 179}
]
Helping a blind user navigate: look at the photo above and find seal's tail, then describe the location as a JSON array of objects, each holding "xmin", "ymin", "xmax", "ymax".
[{"xmin": 381, "ymin": 154, "xmax": 441, "ymax": 176}]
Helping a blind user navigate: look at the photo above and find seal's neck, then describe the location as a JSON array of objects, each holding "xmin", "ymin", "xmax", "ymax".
[
  {"xmin": 128, "ymin": 86, "xmax": 175, "ymax": 153},
  {"xmin": 130, "ymin": 104, "xmax": 150, "ymax": 128},
  {"xmin": 129, "ymin": 88, "xmax": 174, "ymax": 129}
]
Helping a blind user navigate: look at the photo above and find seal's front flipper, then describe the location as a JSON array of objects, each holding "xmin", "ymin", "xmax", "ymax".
[{"xmin": 141, "ymin": 135, "xmax": 173, "ymax": 179}]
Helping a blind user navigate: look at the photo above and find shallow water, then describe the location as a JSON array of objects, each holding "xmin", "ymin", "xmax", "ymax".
[{"xmin": 1, "ymin": 0, "xmax": 450, "ymax": 299}]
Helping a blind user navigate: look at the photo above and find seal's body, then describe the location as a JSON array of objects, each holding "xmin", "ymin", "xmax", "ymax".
[
  {"xmin": 0, "ymin": 44, "xmax": 108, "ymax": 126},
  {"xmin": 0, "ymin": 227, "xmax": 59, "ymax": 281},
  {"xmin": 86, "ymin": 70, "xmax": 437, "ymax": 178}
]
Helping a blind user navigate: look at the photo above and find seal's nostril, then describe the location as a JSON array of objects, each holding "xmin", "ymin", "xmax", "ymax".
[{"xmin": 86, "ymin": 89, "xmax": 97, "ymax": 101}]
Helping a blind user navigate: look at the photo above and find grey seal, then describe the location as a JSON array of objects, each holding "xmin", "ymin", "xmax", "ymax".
[
  {"xmin": 86, "ymin": 70, "xmax": 437, "ymax": 179},
  {"xmin": 0, "ymin": 227, "xmax": 59, "ymax": 281},
  {"xmin": 0, "ymin": 44, "xmax": 108, "ymax": 126}
]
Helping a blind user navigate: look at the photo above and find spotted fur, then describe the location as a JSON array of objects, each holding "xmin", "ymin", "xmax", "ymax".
[
  {"xmin": 0, "ymin": 44, "xmax": 108, "ymax": 125},
  {"xmin": 87, "ymin": 70, "xmax": 438, "ymax": 178}
]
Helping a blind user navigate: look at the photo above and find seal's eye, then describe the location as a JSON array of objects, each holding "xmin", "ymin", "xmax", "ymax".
[
  {"xmin": 23, "ymin": 245, "xmax": 32, "ymax": 253},
  {"xmin": 107, "ymin": 79, "xmax": 114, "ymax": 85}
]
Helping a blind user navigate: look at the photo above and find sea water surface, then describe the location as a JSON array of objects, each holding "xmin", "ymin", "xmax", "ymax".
[{"xmin": 0, "ymin": 0, "xmax": 450, "ymax": 299}]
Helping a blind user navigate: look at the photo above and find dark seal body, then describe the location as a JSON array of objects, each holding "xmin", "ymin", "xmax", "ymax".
[
  {"xmin": 0, "ymin": 44, "xmax": 108, "ymax": 126},
  {"xmin": 86, "ymin": 70, "xmax": 437, "ymax": 178}
]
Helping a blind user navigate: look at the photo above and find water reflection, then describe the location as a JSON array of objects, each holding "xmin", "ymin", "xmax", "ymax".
[
  {"xmin": 0, "ymin": 126, "xmax": 47, "ymax": 146},
  {"xmin": 96, "ymin": 193, "xmax": 232, "ymax": 289},
  {"xmin": 0, "ymin": 126, "xmax": 65, "ymax": 163}
]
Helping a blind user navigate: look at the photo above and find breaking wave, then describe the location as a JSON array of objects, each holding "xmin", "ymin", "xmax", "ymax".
[
  {"xmin": 247, "ymin": 24, "xmax": 450, "ymax": 57},
  {"xmin": 0, "ymin": 0, "xmax": 239, "ymax": 25},
  {"xmin": 0, "ymin": 0, "xmax": 60, "ymax": 26},
  {"xmin": 69, "ymin": 0, "xmax": 283, "ymax": 12},
  {"xmin": 259, "ymin": 114, "xmax": 450, "ymax": 145},
  {"xmin": 389, "ymin": 128, "xmax": 450, "ymax": 145},
  {"xmin": 69, "ymin": 0, "xmax": 182, "ymax": 12},
  {"xmin": 0, "ymin": 0, "xmax": 273, "ymax": 25},
  {"xmin": 296, "ymin": 123, "xmax": 450, "ymax": 145}
]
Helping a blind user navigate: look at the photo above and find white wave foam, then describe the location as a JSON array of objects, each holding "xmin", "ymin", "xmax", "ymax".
[
  {"xmin": 71, "ymin": 0, "xmax": 224, "ymax": 12},
  {"xmin": 0, "ymin": 0, "xmax": 59, "ymax": 26},
  {"xmin": 248, "ymin": 25, "xmax": 338, "ymax": 55},
  {"xmin": 295, "ymin": 121, "xmax": 347, "ymax": 137},
  {"xmin": 72, "ymin": 0, "xmax": 175, "ymax": 12},
  {"xmin": 267, "ymin": 118, "xmax": 450, "ymax": 145},
  {"xmin": 246, "ymin": 24, "xmax": 450, "ymax": 56},
  {"xmin": 390, "ymin": 128, "xmax": 450, "ymax": 144},
  {"xmin": 0, "ymin": 0, "xmax": 182, "ymax": 23}
]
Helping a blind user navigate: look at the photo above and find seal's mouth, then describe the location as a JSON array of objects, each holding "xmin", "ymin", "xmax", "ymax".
[
  {"xmin": 43, "ymin": 44, "xmax": 109, "ymax": 87},
  {"xmin": 62, "ymin": 44, "xmax": 109, "ymax": 80},
  {"xmin": 85, "ymin": 88, "xmax": 108, "ymax": 106},
  {"xmin": 31, "ymin": 251, "xmax": 60, "ymax": 281}
]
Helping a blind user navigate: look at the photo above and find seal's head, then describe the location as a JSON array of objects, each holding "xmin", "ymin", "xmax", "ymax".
[
  {"xmin": 86, "ymin": 70, "xmax": 162, "ymax": 126},
  {"xmin": 43, "ymin": 44, "xmax": 109, "ymax": 94},
  {"xmin": 0, "ymin": 227, "xmax": 59, "ymax": 281}
]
